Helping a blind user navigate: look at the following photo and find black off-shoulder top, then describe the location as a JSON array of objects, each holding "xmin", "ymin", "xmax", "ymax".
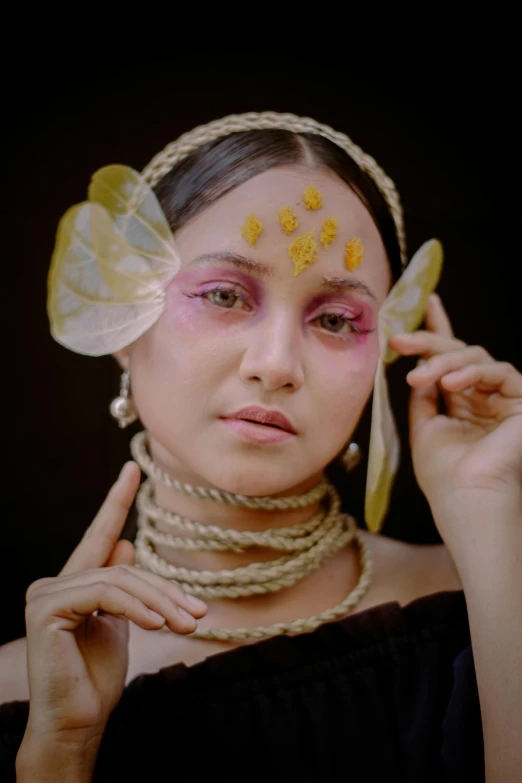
[{"xmin": 0, "ymin": 590, "xmax": 484, "ymax": 782}]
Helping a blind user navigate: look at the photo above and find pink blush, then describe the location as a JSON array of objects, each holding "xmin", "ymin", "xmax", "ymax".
[
  {"xmin": 354, "ymin": 332, "xmax": 371, "ymax": 348},
  {"xmin": 319, "ymin": 329, "xmax": 378, "ymax": 359},
  {"xmin": 163, "ymin": 279, "xmax": 248, "ymax": 336},
  {"xmin": 164, "ymin": 283, "xmax": 200, "ymax": 329}
]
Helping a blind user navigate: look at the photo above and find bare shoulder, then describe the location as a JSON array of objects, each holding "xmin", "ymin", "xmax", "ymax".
[
  {"xmin": 0, "ymin": 637, "xmax": 29, "ymax": 705},
  {"xmin": 358, "ymin": 529, "xmax": 462, "ymax": 605}
]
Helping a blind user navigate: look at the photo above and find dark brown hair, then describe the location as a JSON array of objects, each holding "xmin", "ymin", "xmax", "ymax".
[{"xmin": 153, "ymin": 129, "xmax": 403, "ymax": 282}]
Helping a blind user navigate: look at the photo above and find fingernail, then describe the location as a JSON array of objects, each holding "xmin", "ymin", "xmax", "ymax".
[
  {"xmin": 179, "ymin": 607, "xmax": 197, "ymax": 624},
  {"xmin": 186, "ymin": 594, "xmax": 207, "ymax": 611},
  {"xmin": 118, "ymin": 462, "xmax": 135, "ymax": 482}
]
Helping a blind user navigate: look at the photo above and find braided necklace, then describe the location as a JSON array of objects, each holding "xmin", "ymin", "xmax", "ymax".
[{"xmin": 131, "ymin": 431, "xmax": 373, "ymax": 642}]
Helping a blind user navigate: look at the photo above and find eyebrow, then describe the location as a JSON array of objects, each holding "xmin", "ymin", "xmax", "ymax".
[{"xmin": 186, "ymin": 252, "xmax": 377, "ymax": 302}]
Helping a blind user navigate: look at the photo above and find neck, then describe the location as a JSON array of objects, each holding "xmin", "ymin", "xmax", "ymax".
[
  {"xmin": 131, "ymin": 431, "xmax": 371, "ymax": 640},
  {"xmin": 145, "ymin": 431, "xmax": 327, "ymax": 573}
]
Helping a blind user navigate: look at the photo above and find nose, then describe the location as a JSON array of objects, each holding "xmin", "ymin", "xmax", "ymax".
[{"xmin": 239, "ymin": 312, "xmax": 305, "ymax": 393}]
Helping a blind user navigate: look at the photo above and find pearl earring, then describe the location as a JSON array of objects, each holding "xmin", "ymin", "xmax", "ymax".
[
  {"xmin": 342, "ymin": 442, "xmax": 361, "ymax": 472},
  {"xmin": 109, "ymin": 370, "xmax": 138, "ymax": 429}
]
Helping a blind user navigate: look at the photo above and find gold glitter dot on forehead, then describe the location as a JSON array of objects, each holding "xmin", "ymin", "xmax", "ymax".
[
  {"xmin": 241, "ymin": 213, "xmax": 264, "ymax": 246},
  {"xmin": 288, "ymin": 231, "xmax": 319, "ymax": 276},
  {"xmin": 278, "ymin": 205, "xmax": 299, "ymax": 235},
  {"xmin": 303, "ymin": 184, "xmax": 322, "ymax": 210},
  {"xmin": 320, "ymin": 217, "xmax": 338, "ymax": 248},
  {"xmin": 345, "ymin": 238, "xmax": 364, "ymax": 271}
]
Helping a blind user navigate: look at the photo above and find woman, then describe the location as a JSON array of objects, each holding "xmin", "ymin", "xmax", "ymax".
[{"xmin": 1, "ymin": 113, "xmax": 520, "ymax": 782}]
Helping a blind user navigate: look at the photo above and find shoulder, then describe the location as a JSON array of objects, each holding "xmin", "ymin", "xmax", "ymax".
[
  {"xmin": 357, "ymin": 529, "xmax": 463, "ymax": 607},
  {"xmin": 0, "ymin": 637, "xmax": 29, "ymax": 706}
]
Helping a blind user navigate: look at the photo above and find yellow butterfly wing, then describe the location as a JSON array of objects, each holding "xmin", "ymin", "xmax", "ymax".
[
  {"xmin": 48, "ymin": 165, "xmax": 182, "ymax": 356},
  {"xmin": 379, "ymin": 239, "xmax": 444, "ymax": 365},
  {"xmin": 47, "ymin": 202, "xmax": 166, "ymax": 356},
  {"xmin": 365, "ymin": 239, "xmax": 443, "ymax": 533},
  {"xmin": 88, "ymin": 164, "xmax": 181, "ymax": 295}
]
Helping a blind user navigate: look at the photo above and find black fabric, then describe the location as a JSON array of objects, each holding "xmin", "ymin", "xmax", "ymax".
[{"xmin": 0, "ymin": 590, "xmax": 484, "ymax": 782}]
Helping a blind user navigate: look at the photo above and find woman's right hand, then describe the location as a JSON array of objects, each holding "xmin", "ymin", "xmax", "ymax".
[{"xmin": 22, "ymin": 461, "xmax": 207, "ymax": 740}]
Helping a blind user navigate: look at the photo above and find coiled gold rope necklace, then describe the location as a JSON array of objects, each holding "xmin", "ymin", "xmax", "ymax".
[{"xmin": 131, "ymin": 431, "xmax": 373, "ymax": 642}]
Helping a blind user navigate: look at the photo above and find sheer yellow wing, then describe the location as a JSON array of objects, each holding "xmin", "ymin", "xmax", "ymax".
[
  {"xmin": 88, "ymin": 165, "xmax": 180, "ymax": 294},
  {"xmin": 365, "ymin": 239, "xmax": 443, "ymax": 533},
  {"xmin": 47, "ymin": 202, "xmax": 167, "ymax": 356},
  {"xmin": 379, "ymin": 239, "xmax": 444, "ymax": 365},
  {"xmin": 47, "ymin": 166, "xmax": 181, "ymax": 356}
]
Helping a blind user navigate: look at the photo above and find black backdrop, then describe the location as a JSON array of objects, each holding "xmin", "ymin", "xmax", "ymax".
[{"xmin": 2, "ymin": 35, "xmax": 520, "ymax": 644}]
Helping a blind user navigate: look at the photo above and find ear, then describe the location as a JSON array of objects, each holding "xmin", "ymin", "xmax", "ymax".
[{"xmin": 112, "ymin": 347, "xmax": 130, "ymax": 371}]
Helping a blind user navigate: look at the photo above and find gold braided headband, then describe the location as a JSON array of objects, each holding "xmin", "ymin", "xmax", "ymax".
[{"xmin": 140, "ymin": 111, "xmax": 408, "ymax": 269}]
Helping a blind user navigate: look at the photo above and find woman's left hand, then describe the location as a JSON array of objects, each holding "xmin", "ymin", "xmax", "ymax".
[{"xmin": 388, "ymin": 294, "xmax": 522, "ymax": 523}]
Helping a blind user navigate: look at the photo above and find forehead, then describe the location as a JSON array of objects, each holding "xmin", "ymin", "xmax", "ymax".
[{"xmin": 174, "ymin": 165, "xmax": 391, "ymax": 300}]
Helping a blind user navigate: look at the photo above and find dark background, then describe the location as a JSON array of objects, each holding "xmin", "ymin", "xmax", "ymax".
[{"xmin": 2, "ymin": 33, "xmax": 520, "ymax": 644}]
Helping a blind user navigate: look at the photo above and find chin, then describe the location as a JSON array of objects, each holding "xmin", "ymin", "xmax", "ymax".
[{"xmin": 201, "ymin": 456, "xmax": 316, "ymax": 498}]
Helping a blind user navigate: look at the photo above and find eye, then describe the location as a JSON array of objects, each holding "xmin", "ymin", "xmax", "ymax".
[
  {"xmin": 313, "ymin": 310, "xmax": 372, "ymax": 336},
  {"xmin": 317, "ymin": 313, "xmax": 351, "ymax": 334},
  {"xmin": 207, "ymin": 288, "xmax": 240, "ymax": 308},
  {"xmin": 188, "ymin": 284, "xmax": 252, "ymax": 311}
]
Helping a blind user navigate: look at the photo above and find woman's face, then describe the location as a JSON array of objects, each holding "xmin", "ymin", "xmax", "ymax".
[{"xmin": 127, "ymin": 165, "xmax": 392, "ymax": 496}]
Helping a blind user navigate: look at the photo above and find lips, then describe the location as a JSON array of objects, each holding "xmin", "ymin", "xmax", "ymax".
[{"xmin": 220, "ymin": 406, "xmax": 297, "ymax": 434}]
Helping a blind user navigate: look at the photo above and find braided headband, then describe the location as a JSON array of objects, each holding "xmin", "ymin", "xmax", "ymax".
[
  {"xmin": 140, "ymin": 112, "xmax": 407, "ymax": 268},
  {"xmin": 46, "ymin": 111, "xmax": 443, "ymax": 532}
]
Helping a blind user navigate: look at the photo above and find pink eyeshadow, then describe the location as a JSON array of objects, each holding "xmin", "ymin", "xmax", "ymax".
[
  {"xmin": 172, "ymin": 267, "xmax": 262, "ymax": 304},
  {"xmin": 304, "ymin": 294, "xmax": 376, "ymax": 329},
  {"xmin": 168, "ymin": 266, "xmax": 376, "ymax": 335}
]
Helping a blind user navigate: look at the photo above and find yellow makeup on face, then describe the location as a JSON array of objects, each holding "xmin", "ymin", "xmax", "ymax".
[
  {"xmin": 303, "ymin": 184, "xmax": 322, "ymax": 210},
  {"xmin": 278, "ymin": 205, "xmax": 299, "ymax": 235},
  {"xmin": 345, "ymin": 238, "xmax": 364, "ymax": 270},
  {"xmin": 241, "ymin": 213, "xmax": 264, "ymax": 246},
  {"xmin": 320, "ymin": 217, "xmax": 338, "ymax": 248},
  {"xmin": 288, "ymin": 231, "xmax": 319, "ymax": 276}
]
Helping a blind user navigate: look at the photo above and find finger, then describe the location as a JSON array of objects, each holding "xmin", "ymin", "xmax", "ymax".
[
  {"xmin": 97, "ymin": 541, "xmax": 135, "ymax": 626},
  {"xmin": 109, "ymin": 565, "xmax": 208, "ymax": 620},
  {"xmin": 31, "ymin": 564, "xmax": 207, "ymax": 626},
  {"xmin": 30, "ymin": 563, "xmax": 208, "ymax": 617},
  {"xmin": 130, "ymin": 568, "xmax": 208, "ymax": 618},
  {"xmin": 406, "ymin": 346, "xmax": 495, "ymax": 386},
  {"xmin": 440, "ymin": 361, "xmax": 522, "ymax": 399},
  {"xmin": 27, "ymin": 582, "xmax": 169, "ymax": 633},
  {"xmin": 106, "ymin": 539, "xmax": 135, "ymax": 568},
  {"xmin": 60, "ymin": 462, "xmax": 141, "ymax": 576},
  {"xmin": 27, "ymin": 573, "xmax": 202, "ymax": 636},
  {"xmin": 388, "ymin": 330, "xmax": 467, "ymax": 358},
  {"xmin": 424, "ymin": 293, "xmax": 455, "ymax": 338},
  {"xmin": 408, "ymin": 378, "xmax": 440, "ymax": 445}
]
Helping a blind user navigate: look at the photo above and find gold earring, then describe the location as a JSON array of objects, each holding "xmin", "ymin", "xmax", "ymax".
[
  {"xmin": 342, "ymin": 442, "xmax": 361, "ymax": 472},
  {"xmin": 109, "ymin": 370, "xmax": 138, "ymax": 429}
]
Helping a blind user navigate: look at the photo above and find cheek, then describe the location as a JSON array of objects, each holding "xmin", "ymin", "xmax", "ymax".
[
  {"xmin": 128, "ymin": 324, "xmax": 205, "ymax": 437},
  {"xmin": 129, "ymin": 288, "xmax": 230, "ymax": 397},
  {"xmin": 164, "ymin": 286, "xmax": 208, "ymax": 334},
  {"xmin": 141, "ymin": 288, "xmax": 230, "ymax": 378},
  {"xmin": 313, "ymin": 330, "xmax": 379, "ymax": 381},
  {"xmin": 310, "ymin": 334, "xmax": 379, "ymax": 422}
]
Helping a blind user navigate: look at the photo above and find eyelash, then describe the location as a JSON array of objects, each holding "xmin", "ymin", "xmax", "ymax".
[{"xmin": 186, "ymin": 284, "xmax": 374, "ymax": 337}]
